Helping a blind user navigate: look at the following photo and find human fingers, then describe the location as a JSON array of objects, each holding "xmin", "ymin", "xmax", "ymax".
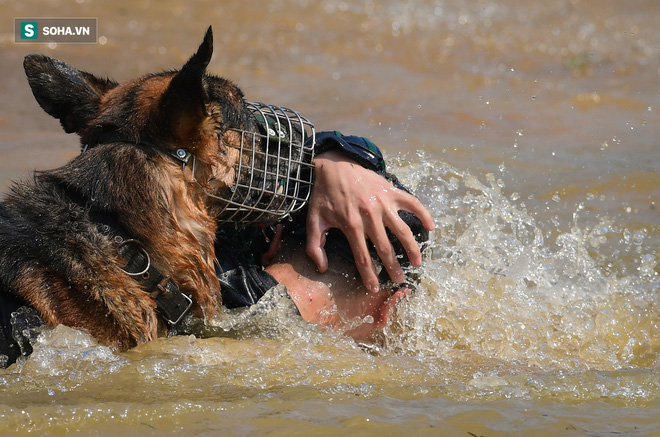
[
  {"xmin": 382, "ymin": 207, "xmax": 423, "ymax": 267},
  {"xmin": 394, "ymin": 189, "xmax": 436, "ymax": 232},
  {"xmin": 375, "ymin": 288, "xmax": 410, "ymax": 328},
  {"xmin": 385, "ymin": 190, "xmax": 435, "ymax": 267},
  {"xmin": 364, "ymin": 211, "xmax": 406, "ymax": 284},
  {"xmin": 305, "ymin": 215, "xmax": 329, "ymax": 273},
  {"xmin": 343, "ymin": 224, "xmax": 381, "ymax": 292},
  {"xmin": 260, "ymin": 224, "xmax": 284, "ymax": 266}
]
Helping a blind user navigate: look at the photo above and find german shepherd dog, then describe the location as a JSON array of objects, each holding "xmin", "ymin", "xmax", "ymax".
[{"xmin": 0, "ymin": 27, "xmax": 260, "ymax": 360}]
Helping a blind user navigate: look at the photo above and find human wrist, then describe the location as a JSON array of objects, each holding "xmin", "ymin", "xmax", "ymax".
[{"xmin": 308, "ymin": 131, "xmax": 386, "ymax": 172}]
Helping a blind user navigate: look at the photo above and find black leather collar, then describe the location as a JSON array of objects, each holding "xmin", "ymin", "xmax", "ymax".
[
  {"xmin": 83, "ymin": 127, "xmax": 193, "ymax": 166},
  {"xmin": 62, "ymin": 183, "xmax": 193, "ymax": 327}
]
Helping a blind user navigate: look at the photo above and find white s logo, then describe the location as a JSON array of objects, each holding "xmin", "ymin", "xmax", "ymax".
[{"xmin": 23, "ymin": 24, "xmax": 35, "ymax": 38}]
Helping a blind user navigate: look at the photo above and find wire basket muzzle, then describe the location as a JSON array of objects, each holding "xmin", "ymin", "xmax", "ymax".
[{"xmin": 212, "ymin": 101, "xmax": 315, "ymax": 226}]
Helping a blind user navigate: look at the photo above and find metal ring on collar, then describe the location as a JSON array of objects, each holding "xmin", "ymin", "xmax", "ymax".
[{"xmin": 117, "ymin": 239, "xmax": 151, "ymax": 277}]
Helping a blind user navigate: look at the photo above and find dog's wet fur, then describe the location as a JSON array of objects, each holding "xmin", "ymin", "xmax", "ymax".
[{"xmin": 0, "ymin": 27, "xmax": 255, "ymax": 352}]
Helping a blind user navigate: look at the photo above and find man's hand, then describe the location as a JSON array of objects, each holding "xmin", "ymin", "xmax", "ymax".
[{"xmin": 305, "ymin": 150, "xmax": 435, "ymax": 292}]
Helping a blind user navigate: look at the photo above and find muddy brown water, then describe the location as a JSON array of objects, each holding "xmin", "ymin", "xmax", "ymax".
[{"xmin": 1, "ymin": 0, "xmax": 659, "ymax": 435}]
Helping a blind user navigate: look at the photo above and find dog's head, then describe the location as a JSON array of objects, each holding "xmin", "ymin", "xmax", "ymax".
[{"xmin": 23, "ymin": 26, "xmax": 314, "ymax": 225}]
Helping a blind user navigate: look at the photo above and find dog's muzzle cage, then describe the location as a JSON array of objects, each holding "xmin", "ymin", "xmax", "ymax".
[{"xmin": 208, "ymin": 102, "xmax": 315, "ymax": 226}]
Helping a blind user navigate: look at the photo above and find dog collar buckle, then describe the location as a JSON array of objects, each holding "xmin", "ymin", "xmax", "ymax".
[{"xmin": 152, "ymin": 278, "xmax": 193, "ymax": 326}]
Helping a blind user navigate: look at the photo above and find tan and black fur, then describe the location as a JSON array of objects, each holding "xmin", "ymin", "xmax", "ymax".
[{"xmin": 0, "ymin": 27, "xmax": 252, "ymax": 356}]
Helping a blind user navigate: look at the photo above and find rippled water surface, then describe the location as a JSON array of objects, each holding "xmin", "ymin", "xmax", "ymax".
[{"xmin": 1, "ymin": 0, "xmax": 659, "ymax": 435}]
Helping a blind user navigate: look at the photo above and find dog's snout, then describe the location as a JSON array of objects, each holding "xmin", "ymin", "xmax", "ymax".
[{"xmin": 204, "ymin": 102, "xmax": 315, "ymax": 226}]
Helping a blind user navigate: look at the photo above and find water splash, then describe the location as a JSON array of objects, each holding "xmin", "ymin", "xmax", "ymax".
[
  {"xmin": 382, "ymin": 154, "xmax": 660, "ymax": 372},
  {"xmin": 3, "ymin": 156, "xmax": 658, "ymax": 410}
]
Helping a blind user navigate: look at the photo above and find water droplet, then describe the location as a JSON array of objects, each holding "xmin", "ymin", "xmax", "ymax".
[
  {"xmin": 639, "ymin": 254, "xmax": 657, "ymax": 277},
  {"xmin": 632, "ymin": 231, "xmax": 646, "ymax": 245}
]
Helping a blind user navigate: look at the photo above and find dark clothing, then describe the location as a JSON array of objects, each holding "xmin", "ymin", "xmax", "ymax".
[{"xmin": 214, "ymin": 227, "xmax": 280, "ymax": 308}]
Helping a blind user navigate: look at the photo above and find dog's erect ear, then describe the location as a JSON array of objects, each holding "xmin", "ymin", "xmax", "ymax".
[
  {"xmin": 159, "ymin": 26, "xmax": 213, "ymax": 134},
  {"xmin": 23, "ymin": 54, "xmax": 118, "ymax": 134}
]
